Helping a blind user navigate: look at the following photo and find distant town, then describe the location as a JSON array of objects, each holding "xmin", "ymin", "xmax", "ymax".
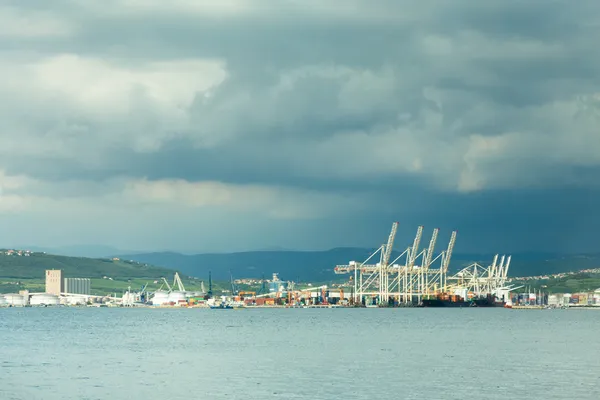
[
  {"xmin": 3, "ymin": 249, "xmax": 34, "ymax": 257},
  {"xmin": 508, "ymin": 268, "xmax": 600, "ymax": 282}
]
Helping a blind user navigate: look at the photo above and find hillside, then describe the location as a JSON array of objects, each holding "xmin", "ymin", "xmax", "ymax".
[
  {"xmin": 509, "ymin": 267, "xmax": 600, "ymax": 294},
  {"xmin": 0, "ymin": 249, "xmax": 214, "ymax": 295},
  {"xmin": 116, "ymin": 249, "xmax": 600, "ymax": 282},
  {"xmin": 3, "ymin": 247, "xmax": 597, "ymax": 289},
  {"xmin": 19, "ymin": 245, "xmax": 141, "ymax": 259},
  {"xmin": 0, "ymin": 249, "xmax": 177, "ymax": 280}
]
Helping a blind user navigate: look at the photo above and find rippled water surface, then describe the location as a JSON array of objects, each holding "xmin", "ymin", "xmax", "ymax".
[{"xmin": 1, "ymin": 307, "xmax": 599, "ymax": 399}]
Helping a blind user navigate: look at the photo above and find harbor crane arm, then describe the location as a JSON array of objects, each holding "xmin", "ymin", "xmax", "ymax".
[
  {"xmin": 497, "ymin": 255, "xmax": 505, "ymax": 277},
  {"xmin": 383, "ymin": 222, "xmax": 399, "ymax": 266},
  {"xmin": 229, "ymin": 270, "xmax": 238, "ymax": 296},
  {"xmin": 162, "ymin": 277, "xmax": 172, "ymax": 292},
  {"xmin": 408, "ymin": 226, "xmax": 424, "ymax": 268},
  {"xmin": 503, "ymin": 256, "xmax": 511, "ymax": 280},
  {"xmin": 442, "ymin": 231, "xmax": 457, "ymax": 273},
  {"xmin": 423, "ymin": 228, "xmax": 439, "ymax": 270},
  {"xmin": 490, "ymin": 254, "xmax": 499, "ymax": 279},
  {"xmin": 173, "ymin": 272, "xmax": 186, "ymax": 292}
]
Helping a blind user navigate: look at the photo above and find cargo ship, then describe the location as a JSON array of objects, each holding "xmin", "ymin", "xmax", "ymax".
[{"xmin": 420, "ymin": 293, "xmax": 505, "ymax": 308}]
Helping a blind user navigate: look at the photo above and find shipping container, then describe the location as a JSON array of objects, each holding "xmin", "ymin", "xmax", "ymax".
[{"xmin": 255, "ymin": 298, "xmax": 266, "ymax": 306}]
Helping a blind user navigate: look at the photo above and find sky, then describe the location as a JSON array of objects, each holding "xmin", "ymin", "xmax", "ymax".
[{"xmin": 0, "ymin": 0, "xmax": 599, "ymax": 254}]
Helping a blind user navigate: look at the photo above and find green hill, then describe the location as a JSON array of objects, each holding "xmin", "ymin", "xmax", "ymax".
[
  {"xmin": 516, "ymin": 272, "xmax": 600, "ymax": 294},
  {"xmin": 0, "ymin": 249, "xmax": 208, "ymax": 295},
  {"xmin": 0, "ymin": 250, "xmax": 175, "ymax": 280}
]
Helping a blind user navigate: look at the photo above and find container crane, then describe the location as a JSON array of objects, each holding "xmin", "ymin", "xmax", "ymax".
[
  {"xmin": 380, "ymin": 222, "xmax": 398, "ymax": 302},
  {"xmin": 229, "ymin": 270, "xmax": 238, "ymax": 296}
]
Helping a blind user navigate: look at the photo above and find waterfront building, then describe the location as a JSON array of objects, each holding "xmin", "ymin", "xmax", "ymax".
[
  {"xmin": 269, "ymin": 273, "xmax": 289, "ymax": 293},
  {"xmin": 30, "ymin": 294, "xmax": 60, "ymax": 306},
  {"xmin": 45, "ymin": 270, "xmax": 63, "ymax": 295}
]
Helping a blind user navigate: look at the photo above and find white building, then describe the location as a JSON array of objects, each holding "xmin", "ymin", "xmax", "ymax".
[
  {"xmin": 3, "ymin": 294, "xmax": 28, "ymax": 306},
  {"xmin": 30, "ymin": 294, "xmax": 60, "ymax": 306}
]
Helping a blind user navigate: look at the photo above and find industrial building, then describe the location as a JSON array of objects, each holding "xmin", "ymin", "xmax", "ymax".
[
  {"xmin": 30, "ymin": 294, "xmax": 60, "ymax": 306},
  {"xmin": 45, "ymin": 270, "xmax": 63, "ymax": 295},
  {"xmin": 64, "ymin": 278, "xmax": 91, "ymax": 295},
  {"xmin": 268, "ymin": 273, "xmax": 288, "ymax": 293},
  {"xmin": 2, "ymin": 294, "xmax": 28, "ymax": 306},
  {"xmin": 45, "ymin": 270, "xmax": 92, "ymax": 296}
]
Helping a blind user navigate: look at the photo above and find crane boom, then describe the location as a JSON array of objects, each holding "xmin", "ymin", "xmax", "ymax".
[
  {"xmin": 424, "ymin": 228, "xmax": 439, "ymax": 269},
  {"xmin": 174, "ymin": 272, "xmax": 186, "ymax": 292},
  {"xmin": 491, "ymin": 254, "xmax": 498, "ymax": 272},
  {"xmin": 498, "ymin": 255, "xmax": 505, "ymax": 273},
  {"xmin": 503, "ymin": 255, "xmax": 511, "ymax": 279},
  {"xmin": 408, "ymin": 226, "xmax": 423, "ymax": 268},
  {"xmin": 442, "ymin": 231, "xmax": 457, "ymax": 272},
  {"xmin": 488, "ymin": 254, "xmax": 498, "ymax": 280},
  {"xmin": 383, "ymin": 222, "xmax": 399, "ymax": 266},
  {"xmin": 229, "ymin": 270, "xmax": 238, "ymax": 295}
]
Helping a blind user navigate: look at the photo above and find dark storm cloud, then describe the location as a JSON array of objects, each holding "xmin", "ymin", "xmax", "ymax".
[{"xmin": 1, "ymin": 0, "xmax": 600, "ymax": 252}]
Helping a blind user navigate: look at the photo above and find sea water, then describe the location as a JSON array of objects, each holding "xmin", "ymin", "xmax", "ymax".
[{"xmin": 1, "ymin": 307, "xmax": 599, "ymax": 399}]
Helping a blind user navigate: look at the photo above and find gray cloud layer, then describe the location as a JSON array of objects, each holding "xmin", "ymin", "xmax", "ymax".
[{"xmin": 0, "ymin": 1, "xmax": 599, "ymax": 253}]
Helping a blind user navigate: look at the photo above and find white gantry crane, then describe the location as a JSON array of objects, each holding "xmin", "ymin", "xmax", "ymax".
[
  {"xmin": 446, "ymin": 254, "xmax": 520, "ymax": 301},
  {"xmin": 334, "ymin": 223, "xmax": 459, "ymax": 306},
  {"xmin": 334, "ymin": 223, "xmax": 515, "ymax": 305},
  {"xmin": 338, "ymin": 222, "xmax": 399, "ymax": 305}
]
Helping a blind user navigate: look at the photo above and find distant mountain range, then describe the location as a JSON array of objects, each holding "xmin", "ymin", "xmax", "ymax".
[
  {"xmin": 2, "ymin": 244, "xmax": 599, "ymax": 287},
  {"xmin": 114, "ymin": 248, "xmax": 600, "ymax": 282}
]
